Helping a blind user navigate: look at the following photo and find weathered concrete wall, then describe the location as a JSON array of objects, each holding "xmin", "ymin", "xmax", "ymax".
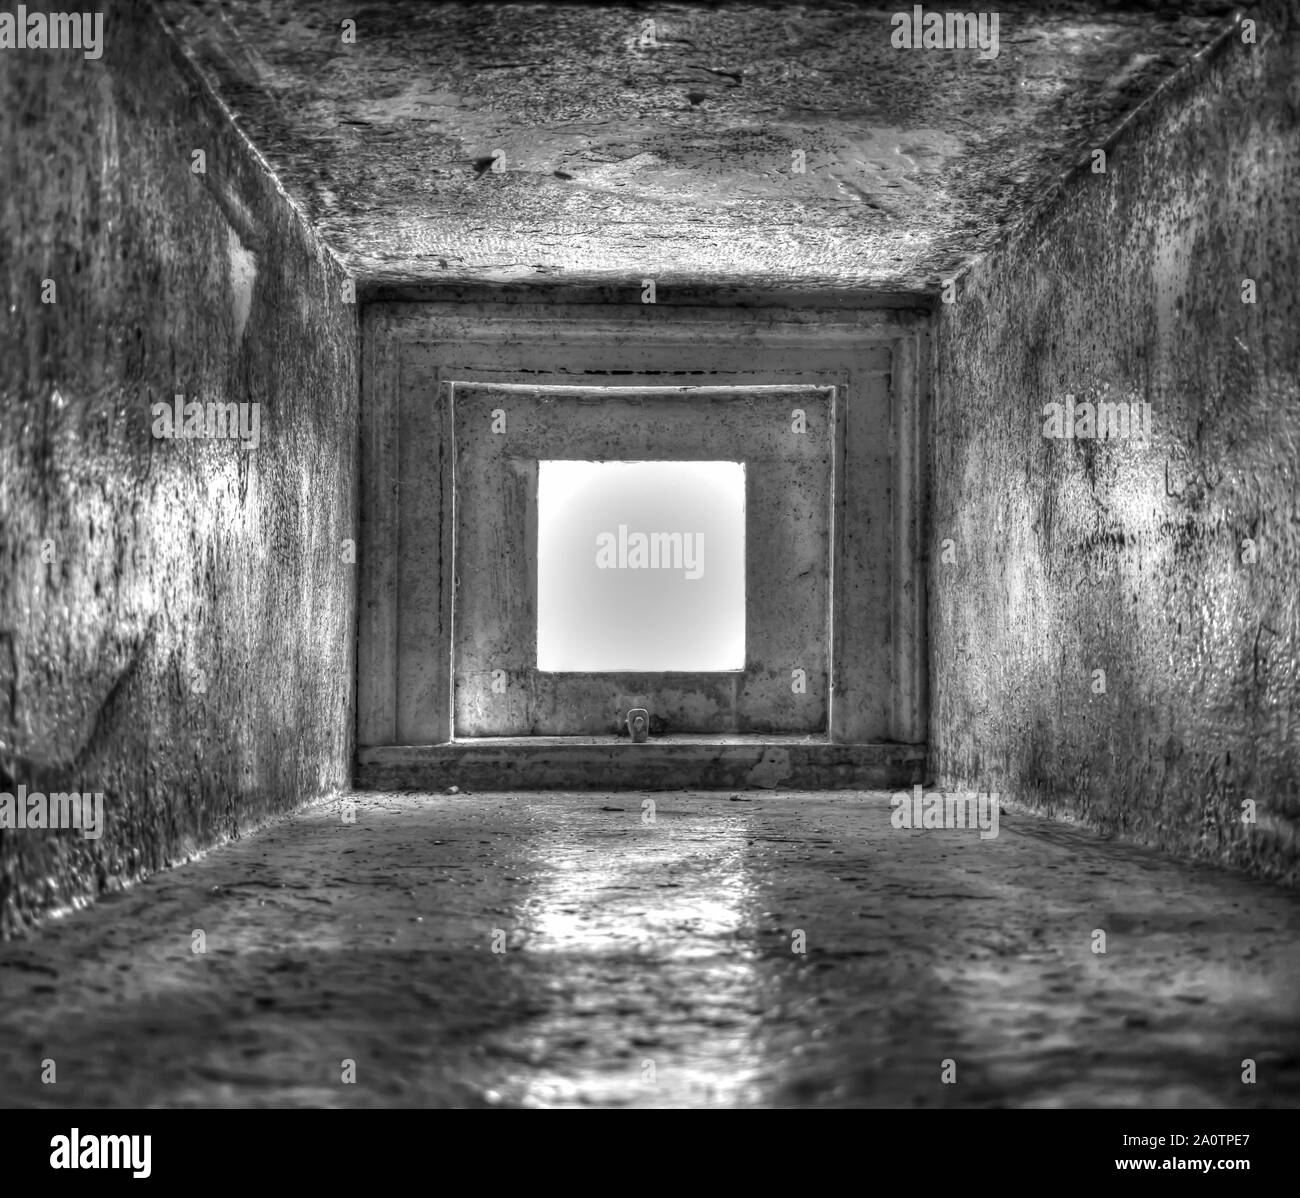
[
  {"xmin": 0, "ymin": 0, "xmax": 358, "ymax": 935},
  {"xmin": 930, "ymin": 4, "xmax": 1300, "ymax": 881}
]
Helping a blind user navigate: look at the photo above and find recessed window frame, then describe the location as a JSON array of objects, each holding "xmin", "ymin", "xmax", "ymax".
[
  {"xmin": 451, "ymin": 383, "xmax": 833, "ymax": 736},
  {"xmin": 355, "ymin": 294, "xmax": 928, "ymax": 790}
]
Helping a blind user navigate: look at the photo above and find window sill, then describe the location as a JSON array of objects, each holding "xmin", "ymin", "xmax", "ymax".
[{"xmin": 355, "ymin": 741, "xmax": 927, "ymax": 791}]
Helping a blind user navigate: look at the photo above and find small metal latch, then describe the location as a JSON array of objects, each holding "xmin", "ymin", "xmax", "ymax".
[{"xmin": 627, "ymin": 708, "xmax": 649, "ymax": 742}]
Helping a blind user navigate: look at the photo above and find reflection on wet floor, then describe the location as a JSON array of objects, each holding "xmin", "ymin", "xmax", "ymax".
[
  {"xmin": 1, "ymin": 791, "xmax": 1298, "ymax": 1108},
  {"xmin": 505, "ymin": 813, "xmax": 766, "ymax": 1106}
]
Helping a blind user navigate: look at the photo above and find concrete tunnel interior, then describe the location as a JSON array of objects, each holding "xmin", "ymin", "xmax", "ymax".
[{"xmin": 0, "ymin": 0, "xmax": 1298, "ymax": 1123}]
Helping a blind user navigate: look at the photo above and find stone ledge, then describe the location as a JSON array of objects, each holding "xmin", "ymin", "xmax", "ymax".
[{"xmin": 356, "ymin": 741, "xmax": 928, "ymax": 792}]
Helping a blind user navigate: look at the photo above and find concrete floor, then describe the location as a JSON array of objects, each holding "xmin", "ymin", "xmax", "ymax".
[{"xmin": 2, "ymin": 791, "xmax": 1298, "ymax": 1109}]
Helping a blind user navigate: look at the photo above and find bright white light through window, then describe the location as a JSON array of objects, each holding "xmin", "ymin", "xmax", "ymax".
[{"xmin": 537, "ymin": 460, "xmax": 746, "ymax": 672}]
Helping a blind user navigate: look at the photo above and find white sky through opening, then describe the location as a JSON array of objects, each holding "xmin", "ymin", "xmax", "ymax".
[{"xmin": 537, "ymin": 460, "xmax": 746, "ymax": 672}]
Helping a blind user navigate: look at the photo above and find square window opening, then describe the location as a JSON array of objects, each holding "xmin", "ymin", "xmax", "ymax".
[{"xmin": 536, "ymin": 460, "xmax": 746, "ymax": 672}]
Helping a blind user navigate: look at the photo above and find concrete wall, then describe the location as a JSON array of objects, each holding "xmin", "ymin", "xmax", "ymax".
[
  {"xmin": 0, "ymin": 0, "xmax": 358, "ymax": 935},
  {"xmin": 930, "ymin": 5, "xmax": 1300, "ymax": 882}
]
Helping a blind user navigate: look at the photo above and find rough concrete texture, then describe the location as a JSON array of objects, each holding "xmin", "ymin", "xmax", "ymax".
[
  {"xmin": 930, "ymin": 3, "xmax": 1300, "ymax": 881},
  {"xmin": 0, "ymin": 790, "xmax": 1296, "ymax": 1107},
  {"xmin": 0, "ymin": 0, "xmax": 359, "ymax": 936},
  {"xmin": 153, "ymin": 0, "xmax": 1238, "ymax": 291}
]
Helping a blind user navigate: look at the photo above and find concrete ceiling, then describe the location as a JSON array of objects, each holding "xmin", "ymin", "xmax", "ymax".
[{"xmin": 156, "ymin": 1, "xmax": 1240, "ymax": 294}]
